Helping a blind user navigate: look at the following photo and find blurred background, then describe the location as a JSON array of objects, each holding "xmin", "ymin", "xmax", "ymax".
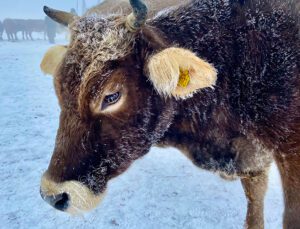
[
  {"xmin": 0, "ymin": 0, "xmax": 99, "ymax": 18},
  {"xmin": 0, "ymin": 0, "xmax": 99, "ymax": 43}
]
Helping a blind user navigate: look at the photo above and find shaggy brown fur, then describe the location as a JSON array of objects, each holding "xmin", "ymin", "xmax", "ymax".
[
  {"xmin": 85, "ymin": 0, "xmax": 191, "ymax": 17},
  {"xmin": 40, "ymin": 0, "xmax": 300, "ymax": 228}
]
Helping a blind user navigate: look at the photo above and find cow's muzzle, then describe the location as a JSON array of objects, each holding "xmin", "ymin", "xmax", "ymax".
[
  {"xmin": 40, "ymin": 189, "xmax": 70, "ymax": 211},
  {"xmin": 40, "ymin": 172, "xmax": 105, "ymax": 214}
]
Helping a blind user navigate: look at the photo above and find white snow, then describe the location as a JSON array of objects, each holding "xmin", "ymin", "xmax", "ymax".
[{"xmin": 0, "ymin": 40, "xmax": 284, "ymax": 229}]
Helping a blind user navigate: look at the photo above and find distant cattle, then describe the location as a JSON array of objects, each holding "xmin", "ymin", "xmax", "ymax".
[
  {"xmin": 0, "ymin": 21, "xmax": 3, "ymax": 41},
  {"xmin": 44, "ymin": 16, "xmax": 57, "ymax": 44},
  {"xmin": 24, "ymin": 19, "xmax": 45, "ymax": 40},
  {"xmin": 3, "ymin": 19, "xmax": 26, "ymax": 41},
  {"xmin": 2, "ymin": 18, "xmax": 58, "ymax": 42}
]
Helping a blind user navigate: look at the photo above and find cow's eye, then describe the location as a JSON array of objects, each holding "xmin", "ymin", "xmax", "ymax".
[{"xmin": 102, "ymin": 92, "xmax": 121, "ymax": 109}]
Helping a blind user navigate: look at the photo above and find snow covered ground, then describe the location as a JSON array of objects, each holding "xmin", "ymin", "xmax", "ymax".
[{"xmin": 0, "ymin": 40, "xmax": 284, "ymax": 229}]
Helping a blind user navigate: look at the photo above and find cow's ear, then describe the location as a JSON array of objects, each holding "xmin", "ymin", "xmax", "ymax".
[
  {"xmin": 146, "ymin": 47, "xmax": 217, "ymax": 99},
  {"xmin": 40, "ymin": 45, "xmax": 67, "ymax": 76}
]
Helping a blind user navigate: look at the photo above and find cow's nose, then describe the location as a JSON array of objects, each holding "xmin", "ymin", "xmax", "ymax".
[
  {"xmin": 40, "ymin": 171, "xmax": 105, "ymax": 214},
  {"xmin": 40, "ymin": 189, "xmax": 69, "ymax": 211}
]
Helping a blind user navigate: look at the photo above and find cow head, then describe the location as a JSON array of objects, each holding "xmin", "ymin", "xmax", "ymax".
[{"xmin": 40, "ymin": 0, "xmax": 217, "ymax": 214}]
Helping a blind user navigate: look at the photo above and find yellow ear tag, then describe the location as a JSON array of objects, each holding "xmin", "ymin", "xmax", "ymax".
[{"xmin": 178, "ymin": 68, "xmax": 190, "ymax": 88}]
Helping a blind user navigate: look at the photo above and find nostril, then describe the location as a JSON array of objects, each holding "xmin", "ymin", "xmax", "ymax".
[
  {"xmin": 54, "ymin": 193, "xmax": 69, "ymax": 211},
  {"xmin": 40, "ymin": 189, "xmax": 70, "ymax": 211}
]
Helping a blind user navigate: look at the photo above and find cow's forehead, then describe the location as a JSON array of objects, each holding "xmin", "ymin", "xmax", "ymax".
[
  {"xmin": 60, "ymin": 16, "xmax": 137, "ymax": 109},
  {"xmin": 70, "ymin": 16, "xmax": 135, "ymax": 64}
]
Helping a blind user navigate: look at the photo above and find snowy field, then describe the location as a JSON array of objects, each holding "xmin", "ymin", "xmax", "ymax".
[{"xmin": 0, "ymin": 39, "xmax": 284, "ymax": 229}]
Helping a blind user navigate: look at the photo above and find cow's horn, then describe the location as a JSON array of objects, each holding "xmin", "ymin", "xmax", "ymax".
[
  {"xmin": 125, "ymin": 0, "xmax": 148, "ymax": 32},
  {"xmin": 43, "ymin": 6, "xmax": 78, "ymax": 26}
]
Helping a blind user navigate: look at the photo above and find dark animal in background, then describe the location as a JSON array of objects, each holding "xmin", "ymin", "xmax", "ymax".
[
  {"xmin": 2, "ymin": 19, "xmax": 47, "ymax": 41},
  {"xmin": 24, "ymin": 19, "xmax": 45, "ymax": 40},
  {"xmin": 44, "ymin": 16, "xmax": 57, "ymax": 44},
  {"xmin": 40, "ymin": 0, "xmax": 299, "ymax": 228},
  {"xmin": 3, "ymin": 18, "xmax": 26, "ymax": 41},
  {"xmin": 0, "ymin": 20, "xmax": 3, "ymax": 41}
]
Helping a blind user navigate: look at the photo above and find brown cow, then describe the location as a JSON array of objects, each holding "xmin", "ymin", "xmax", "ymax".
[
  {"xmin": 3, "ymin": 19, "xmax": 26, "ymax": 41},
  {"xmin": 39, "ymin": 0, "xmax": 300, "ymax": 228},
  {"xmin": 24, "ymin": 19, "xmax": 45, "ymax": 40}
]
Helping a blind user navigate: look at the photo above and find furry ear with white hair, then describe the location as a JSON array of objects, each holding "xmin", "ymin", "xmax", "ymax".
[
  {"xmin": 146, "ymin": 47, "xmax": 217, "ymax": 99},
  {"xmin": 40, "ymin": 45, "xmax": 67, "ymax": 76}
]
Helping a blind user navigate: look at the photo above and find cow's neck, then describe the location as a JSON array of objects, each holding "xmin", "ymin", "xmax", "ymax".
[{"xmin": 152, "ymin": 1, "xmax": 241, "ymax": 166}]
